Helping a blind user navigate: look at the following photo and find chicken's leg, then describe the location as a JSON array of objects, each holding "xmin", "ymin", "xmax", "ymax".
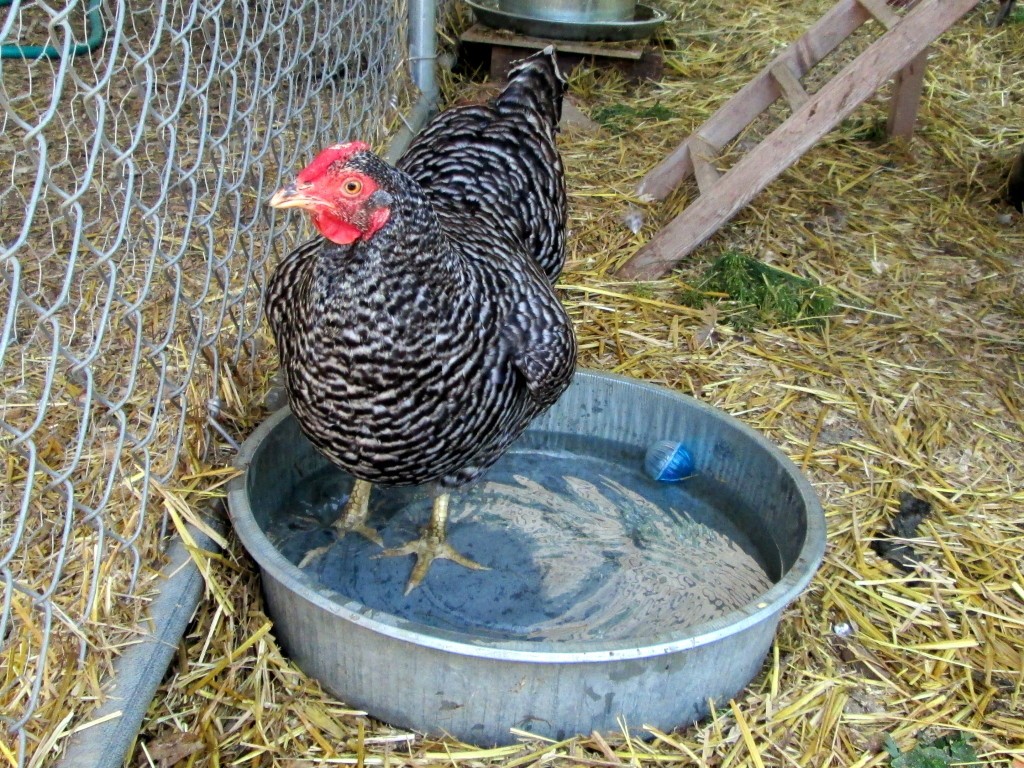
[
  {"xmin": 376, "ymin": 492, "xmax": 489, "ymax": 594},
  {"xmin": 297, "ymin": 478, "xmax": 382, "ymax": 568}
]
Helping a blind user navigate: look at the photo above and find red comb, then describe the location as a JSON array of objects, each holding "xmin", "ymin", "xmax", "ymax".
[{"xmin": 296, "ymin": 141, "xmax": 370, "ymax": 183}]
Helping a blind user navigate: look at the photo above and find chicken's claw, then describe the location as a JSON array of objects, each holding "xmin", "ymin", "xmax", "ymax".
[
  {"xmin": 297, "ymin": 478, "xmax": 380, "ymax": 569},
  {"xmin": 375, "ymin": 492, "xmax": 488, "ymax": 594},
  {"xmin": 376, "ymin": 535, "xmax": 489, "ymax": 595}
]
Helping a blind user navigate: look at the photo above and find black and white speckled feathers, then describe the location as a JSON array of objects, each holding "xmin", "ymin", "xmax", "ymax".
[
  {"xmin": 396, "ymin": 48, "xmax": 568, "ymax": 283},
  {"xmin": 266, "ymin": 48, "xmax": 576, "ymax": 489}
]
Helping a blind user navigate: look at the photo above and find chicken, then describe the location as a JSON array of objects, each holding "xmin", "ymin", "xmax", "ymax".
[{"xmin": 265, "ymin": 47, "xmax": 577, "ymax": 594}]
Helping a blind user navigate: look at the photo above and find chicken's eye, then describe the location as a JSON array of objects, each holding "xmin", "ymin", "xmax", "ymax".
[{"xmin": 342, "ymin": 178, "xmax": 363, "ymax": 196}]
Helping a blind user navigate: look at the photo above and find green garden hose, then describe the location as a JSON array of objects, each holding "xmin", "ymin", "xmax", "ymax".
[{"xmin": 1, "ymin": 0, "xmax": 103, "ymax": 59}]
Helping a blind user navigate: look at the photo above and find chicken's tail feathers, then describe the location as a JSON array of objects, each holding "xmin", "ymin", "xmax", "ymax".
[{"xmin": 496, "ymin": 46, "xmax": 567, "ymax": 130}]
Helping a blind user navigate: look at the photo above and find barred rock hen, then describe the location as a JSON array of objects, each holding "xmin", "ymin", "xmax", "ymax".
[{"xmin": 265, "ymin": 48, "xmax": 577, "ymax": 594}]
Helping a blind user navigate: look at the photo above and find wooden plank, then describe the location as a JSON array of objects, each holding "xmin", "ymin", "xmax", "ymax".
[
  {"xmin": 770, "ymin": 62, "xmax": 810, "ymax": 111},
  {"xmin": 460, "ymin": 24, "xmax": 645, "ymax": 60},
  {"xmin": 886, "ymin": 48, "xmax": 928, "ymax": 138},
  {"xmin": 857, "ymin": 0, "xmax": 902, "ymax": 29},
  {"xmin": 489, "ymin": 45, "xmax": 662, "ymax": 82},
  {"xmin": 636, "ymin": 0, "xmax": 874, "ymax": 201},
  {"xmin": 463, "ymin": 24, "xmax": 662, "ymax": 82},
  {"xmin": 619, "ymin": 0, "xmax": 980, "ymax": 279},
  {"xmin": 689, "ymin": 136, "xmax": 722, "ymax": 195}
]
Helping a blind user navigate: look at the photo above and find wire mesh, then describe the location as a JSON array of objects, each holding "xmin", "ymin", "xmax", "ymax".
[{"xmin": 0, "ymin": 0, "xmax": 409, "ymax": 762}]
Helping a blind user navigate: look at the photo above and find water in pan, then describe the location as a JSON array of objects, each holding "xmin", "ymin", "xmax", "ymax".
[{"xmin": 266, "ymin": 431, "xmax": 777, "ymax": 642}]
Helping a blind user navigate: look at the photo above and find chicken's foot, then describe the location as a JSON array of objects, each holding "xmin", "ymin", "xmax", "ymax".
[
  {"xmin": 297, "ymin": 478, "xmax": 381, "ymax": 568},
  {"xmin": 376, "ymin": 492, "xmax": 489, "ymax": 594}
]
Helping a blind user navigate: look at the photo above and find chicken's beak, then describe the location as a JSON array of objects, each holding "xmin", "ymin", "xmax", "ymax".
[{"xmin": 268, "ymin": 183, "xmax": 321, "ymax": 211}]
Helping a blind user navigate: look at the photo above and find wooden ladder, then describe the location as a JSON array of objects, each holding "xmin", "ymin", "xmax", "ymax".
[{"xmin": 617, "ymin": 0, "xmax": 980, "ymax": 280}]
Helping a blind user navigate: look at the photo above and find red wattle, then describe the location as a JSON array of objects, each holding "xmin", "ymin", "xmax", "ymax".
[
  {"xmin": 366, "ymin": 208, "xmax": 391, "ymax": 238},
  {"xmin": 315, "ymin": 213, "xmax": 363, "ymax": 245}
]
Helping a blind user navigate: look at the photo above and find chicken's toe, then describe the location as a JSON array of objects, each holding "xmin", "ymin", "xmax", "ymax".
[
  {"xmin": 297, "ymin": 478, "xmax": 380, "ymax": 568},
  {"xmin": 376, "ymin": 536, "xmax": 489, "ymax": 595}
]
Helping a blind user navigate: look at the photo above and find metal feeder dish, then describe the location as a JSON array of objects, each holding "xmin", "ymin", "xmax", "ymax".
[
  {"xmin": 498, "ymin": 0, "xmax": 635, "ymax": 23},
  {"xmin": 228, "ymin": 370, "xmax": 826, "ymax": 745},
  {"xmin": 465, "ymin": 0, "xmax": 667, "ymax": 42}
]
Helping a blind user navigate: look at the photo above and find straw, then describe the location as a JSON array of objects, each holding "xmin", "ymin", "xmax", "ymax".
[{"xmin": 121, "ymin": 0, "xmax": 1024, "ymax": 764}]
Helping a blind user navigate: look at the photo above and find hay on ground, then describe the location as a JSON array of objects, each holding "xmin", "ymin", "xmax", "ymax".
[{"xmin": 132, "ymin": 1, "xmax": 1023, "ymax": 766}]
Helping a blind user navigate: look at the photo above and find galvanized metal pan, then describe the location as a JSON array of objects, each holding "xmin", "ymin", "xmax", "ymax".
[
  {"xmin": 464, "ymin": 0, "xmax": 668, "ymax": 42},
  {"xmin": 227, "ymin": 370, "xmax": 826, "ymax": 745}
]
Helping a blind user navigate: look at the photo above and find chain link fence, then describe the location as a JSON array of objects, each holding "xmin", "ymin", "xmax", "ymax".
[{"xmin": 0, "ymin": 0, "xmax": 411, "ymax": 762}]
